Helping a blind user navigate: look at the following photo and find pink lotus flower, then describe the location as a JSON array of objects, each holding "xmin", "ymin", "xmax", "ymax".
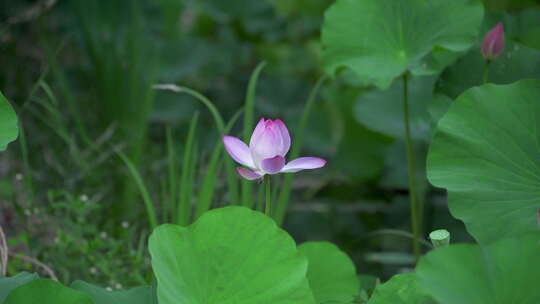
[
  {"xmin": 222, "ymin": 118, "xmax": 326, "ymax": 180},
  {"xmin": 481, "ymin": 23, "xmax": 505, "ymax": 60}
]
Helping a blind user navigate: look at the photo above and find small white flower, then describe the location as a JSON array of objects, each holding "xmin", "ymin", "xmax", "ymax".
[
  {"xmin": 15, "ymin": 173, "xmax": 23, "ymax": 181},
  {"xmin": 115, "ymin": 283, "xmax": 122, "ymax": 289},
  {"xmin": 121, "ymin": 221, "xmax": 129, "ymax": 228},
  {"xmin": 80, "ymin": 194, "xmax": 89, "ymax": 202},
  {"xmin": 90, "ymin": 267, "xmax": 97, "ymax": 275},
  {"xmin": 100, "ymin": 232, "xmax": 108, "ymax": 239}
]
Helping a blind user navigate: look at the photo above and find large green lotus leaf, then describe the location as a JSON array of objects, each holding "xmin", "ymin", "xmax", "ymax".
[
  {"xmin": 427, "ymin": 94, "xmax": 453, "ymax": 131},
  {"xmin": 334, "ymin": 112, "xmax": 392, "ymax": 182},
  {"xmin": 0, "ymin": 91, "xmax": 18, "ymax": 151},
  {"xmin": 0, "ymin": 272, "xmax": 38, "ymax": 302},
  {"xmin": 438, "ymin": 40, "xmax": 540, "ymax": 98},
  {"xmin": 367, "ymin": 273, "xmax": 436, "ymax": 304},
  {"xmin": 416, "ymin": 232, "xmax": 540, "ymax": 304},
  {"xmin": 71, "ymin": 280, "xmax": 152, "ymax": 304},
  {"xmin": 298, "ymin": 242, "xmax": 359, "ymax": 303},
  {"xmin": 428, "ymin": 80, "xmax": 540, "ymax": 244},
  {"xmin": 324, "ymin": 85, "xmax": 392, "ymax": 182},
  {"xmin": 354, "ymin": 76, "xmax": 437, "ymax": 141},
  {"xmin": 149, "ymin": 206, "xmax": 315, "ymax": 304},
  {"xmin": 504, "ymin": 8, "xmax": 540, "ymax": 50},
  {"xmin": 4, "ymin": 279, "xmax": 93, "ymax": 304},
  {"xmin": 321, "ymin": 0, "xmax": 484, "ymax": 89},
  {"xmin": 519, "ymin": 26, "xmax": 540, "ymax": 50}
]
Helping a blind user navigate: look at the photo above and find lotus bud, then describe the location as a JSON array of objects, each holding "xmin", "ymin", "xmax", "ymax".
[{"xmin": 481, "ymin": 23, "xmax": 505, "ymax": 60}]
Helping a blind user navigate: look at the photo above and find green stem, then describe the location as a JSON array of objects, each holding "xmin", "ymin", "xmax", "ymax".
[
  {"xmin": 264, "ymin": 175, "xmax": 271, "ymax": 216},
  {"xmin": 483, "ymin": 60, "xmax": 491, "ymax": 84},
  {"xmin": 402, "ymin": 73, "xmax": 421, "ymax": 263}
]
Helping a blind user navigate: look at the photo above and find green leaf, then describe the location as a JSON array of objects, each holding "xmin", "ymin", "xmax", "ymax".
[
  {"xmin": 298, "ymin": 242, "xmax": 360, "ymax": 303},
  {"xmin": 506, "ymin": 8, "xmax": 540, "ymax": 51},
  {"xmin": 367, "ymin": 273, "xmax": 436, "ymax": 304},
  {"xmin": 427, "ymin": 80, "xmax": 540, "ymax": 244},
  {"xmin": 0, "ymin": 91, "xmax": 19, "ymax": 151},
  {"xmin": 71, "ymin": 280, "xmax": 152, "ymax": 304},
  {"xmin": 0, "ymin": 272, "xmax": 38, "ymax": 302},
  {"xmin": 149, "ymin": 206, "xmax": 315, "ymax": 304},
  {"xmin": 416, "ymin": 232, "xmax": 540, "ymax": 304},
  {"xmin": 321, "ymin": 0, "xmax": 484, "ymax": 89},
  {"xmin": 354, "ymin": 76, "xmax": 437, "ymax": 141},
  {"xmin": 427, "ymin": 94, "xmax": 453, "ymax": 130},
  {"xmin": 4, "ymin": 279, "xmax": 93, "ymax": 304},
  {"xmin": 329, "ymin": 86, "xmax": 392, "ymax": 183}
]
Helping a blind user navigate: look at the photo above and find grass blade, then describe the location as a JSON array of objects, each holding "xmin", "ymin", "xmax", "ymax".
[
  {"xmin": 153, "ymin": 84, "xmax": 240, "ymax": 207},
  {"xmin": 194, "ymin": 109, "xmax": 243, "ymax": 219},
  {"xmin": 243, "ymin": 62, "xmax": 267, "ymax": 140},
  {"xmin": 153, "ymin": 85, "xmax": 225, "ymax": 131},
  {"xmin": 166, "ymin": 126, "xmax": 177, "ymax": 222},
  {"xmin": 17, "ymin": 122, "xmax": 33, "ymax": 204},
  {"xmin": 117, "ymin": 150, "xmax": 158, "ymax": 229},
  {"xmin": 186, "ymin": 142, "xmax": 199, "ymax": 224},
  {"xmin": 241, "ymin": 61, "xmax": 267, "ymax": 208},
  {"xmin": 177, "ymin": 113, "xmax": 199, "ymax": 226}
]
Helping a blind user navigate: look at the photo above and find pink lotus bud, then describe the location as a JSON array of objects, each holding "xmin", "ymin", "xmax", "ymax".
[
  {"xmin": 249, "ymin": 118, "xmax": 291, "ymax": 167},
  {"xmin": 222, "ymin": 118, "xmax": 326, "ymax": 180},
  {"xmin": 481, "ymin": 23, "xmax": 505, "ymax": 60}
]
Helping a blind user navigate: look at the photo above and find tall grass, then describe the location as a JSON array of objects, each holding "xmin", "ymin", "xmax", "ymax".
[
  {"xmin": 152, "ymin": 84, "xmax": 238, "ymax": 220},
  {"xmin": 176, "ymin": 114, "xmax": 199, "ymax": 225},
  {"xmin": 118, "ymin": 100, "xmax": 242, "ymax": 227},
  {"xmin": 72, "ymin": 0, "xmax": 158, "ymax": 222}
]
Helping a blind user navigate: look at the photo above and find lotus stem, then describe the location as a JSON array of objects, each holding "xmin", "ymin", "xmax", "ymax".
[
  {"xmin": 429, "ymin": 229, "xmax": 451, "ymax": 248},
  {"xmin": 402, "ymin": 73, "xmax": 421, "ymax": 263},
  {"xmin": 265, "ymin": 175, "xmax": 271, "ymax": 216}
]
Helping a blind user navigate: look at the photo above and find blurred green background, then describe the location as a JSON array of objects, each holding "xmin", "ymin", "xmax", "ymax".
[{"xmin": 3, "ymin": 0, "xmax": 540, "ymax": 289}]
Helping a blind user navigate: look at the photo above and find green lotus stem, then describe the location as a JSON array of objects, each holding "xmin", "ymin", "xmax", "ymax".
[
  {"xmin": 483, "ymin": 60, "xmax": 491, "ymax": 84},
  {"xmin": 265, "ymin": 175, "xmax": 271, "ymax": 216},
  {"xmin": 429, "ymin": 229, "xmax": 451, "ymax": 248},
  {"xmin": 402, "ymin": 73, "xmax": 421, "ymax": 262}
]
